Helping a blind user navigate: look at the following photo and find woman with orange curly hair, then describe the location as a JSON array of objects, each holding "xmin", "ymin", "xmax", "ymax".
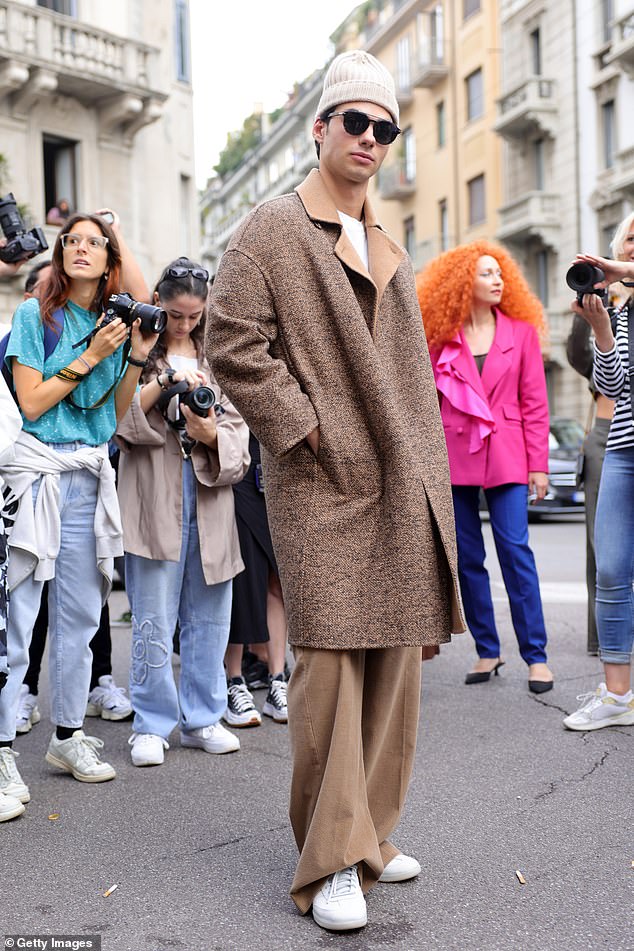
[{"xmin": 417, "ymin": 241, "xmax": 553, "ymax": 692}]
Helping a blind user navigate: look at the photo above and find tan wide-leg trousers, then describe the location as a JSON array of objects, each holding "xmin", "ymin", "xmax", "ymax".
[{"xmin": 287, "ymin": 645, "xmax": 422, "ymax": 913}]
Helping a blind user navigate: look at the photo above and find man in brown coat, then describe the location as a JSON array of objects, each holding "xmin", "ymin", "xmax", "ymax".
[{"xmin": 208, "ymin": 50, "xmax": 464, "ymax": 932}]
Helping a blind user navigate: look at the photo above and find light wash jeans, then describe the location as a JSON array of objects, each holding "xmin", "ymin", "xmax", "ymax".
[
  {"xmin": 0, "ymin": 443, "xmax": 103, "ymax": 740},
  {"xmin": 126, "ymin": 459, "xmax": 232, "ymax": 739},
  {"xmin": 594, "ymin": 446, "xmax": 634, "ymax": 665}
]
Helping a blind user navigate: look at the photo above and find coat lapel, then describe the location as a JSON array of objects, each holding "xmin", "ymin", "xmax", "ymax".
[
  {"xmin": 481, "ymin": 309, "xmax": 514, "ymax": 396},
  {"xmin": 295, "ymin": 169, "xmax": 406, "ymax": 305}
]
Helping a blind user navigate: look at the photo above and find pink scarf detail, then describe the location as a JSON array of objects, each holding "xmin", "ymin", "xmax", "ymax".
[{"xmin": 435, "ymin": 335, "xmax": 495, "ymax": 453}]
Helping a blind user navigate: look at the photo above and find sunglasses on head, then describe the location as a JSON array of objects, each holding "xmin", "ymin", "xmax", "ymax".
[
  {"xmin": 329, "ymin": 110, "xmax": 401, "ymax": 146},
  {"xmin": 165, "ymin": 265, "xmax": 209, "ymax": 282}
]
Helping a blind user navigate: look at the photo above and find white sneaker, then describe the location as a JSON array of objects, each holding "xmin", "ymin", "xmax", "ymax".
[
  {"xmin": 86, "ymin": 675, "xmax": 133, "ymax": 721},
  {"xmin": 15, "ymin": 685, "xmax": 41, "ymax": 734},
  {"xmin": 563, "ymin": 683, "xmax": 634, "ymax": 731},
  {"xmin": 224, "ymin": 677, "xmax": 262, "ymax": 727},
  {"xmin": 312, "ymin": 865, "xmax": 367, "ymax": 931},
  {"xmin": 0, "ymin": 790, "xmax": 25, "ymax": 822},
  {"xmin": 45, "ymin": 730, "xmax": 116, "ymax": 782},
  {"xmin": 379, "ymin": 852, "xmax": 421, "ymax": 882},
  {"xmin": 180, "ymin": 722, "xmax": 240, "ymax": 754},
  {"xmin": 0, "ymin": 748, "xmax": 30, "ymax": 803},
  {"xmin": 128, "ymin": 732, "xmax": 168, "ymax": 767}
]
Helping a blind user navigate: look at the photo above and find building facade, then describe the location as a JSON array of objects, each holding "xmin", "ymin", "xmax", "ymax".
[
  {"xmin": 495, "ymin": 0, "xmax": 634, "ymax": 418},
  {"xmin": 0, "ymin": 0, "xmax": 198, "ymax": 320}
]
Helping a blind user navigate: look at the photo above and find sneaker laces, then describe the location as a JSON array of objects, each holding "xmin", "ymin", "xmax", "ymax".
[
  {"xmin": 94, "ymin": 680, "xmax": 128, "ymax": 708},
  {"xmin": 63, "ymin": 732, "xmax": 106, "ymax": 769},
  {"xmin": 328, "ymin": 866, "xmax": 359, "ymax": 900},
  {"xmin": 228, "ymin": 681, "xmax": 256, "ymax": 713},
  {"xmin": 268, "ymin": 677, "xmax": 288, "ymax": 709},
  {"xmin": 0, "ymin": 747, "xmax": 21, "ymax": 783},
  {"xmin": 573, "ymin": 688, "xmax": 604, "ymax": 713}
]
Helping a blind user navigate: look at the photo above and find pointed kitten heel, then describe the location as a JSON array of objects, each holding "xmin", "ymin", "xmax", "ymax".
[{"xmin": 464, "ymin": 660, "xmax": 505, "ymax": 685}]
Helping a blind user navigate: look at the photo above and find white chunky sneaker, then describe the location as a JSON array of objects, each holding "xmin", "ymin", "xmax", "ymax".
[
  {"xmin": 312, "ymin": 865, "xmax": 367, "ymax": 931},
  {"xmin": 15, "ymin": 685, "xmax": 41, "ymax": 734},
  {"xmin": 224, "ymin": 677, "xmax": 262, "ymax": 728},
  {"xmin": 0, "ymin": 790, "xmax": 25, "ymax": 822},
  {"xmin": 563, "ymin": 683, "xmax": 634, "ymax": 731},
  {"xmin": 379, "ymin": 853, "xmax": 421, "ymax": 882},
  {"xmin": 180, "ymin": 722, "xmax": 240, "ymax": 754},
  {"xmin": 262, "ymin": 673, "xmax": 288, "ymax": 723},
  {"xmin": 86, "ymin": 675, "xmax": 133, "ymax": 720},
  {"xmin": 45, "ymin": 730, "xmax": 116, "ymax": 782},
  {"xmin": 0, "ymin": 748, "xmax": 30, "ymax": 803},
  {"xmin": 128, "ymin": 733, "xmax": 168, "ymax": 767}
]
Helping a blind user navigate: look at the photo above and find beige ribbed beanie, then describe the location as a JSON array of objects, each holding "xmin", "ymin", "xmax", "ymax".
[{"xmin": 316, "ymin": 50, "xmax": 399, "ymax": 125}]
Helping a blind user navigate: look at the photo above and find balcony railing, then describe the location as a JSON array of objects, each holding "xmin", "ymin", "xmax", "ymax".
[
  {"xmin": 494, "ymin": 77, "xmax": 558, "ymax": 140},
  {"xmin": 496, "ymin": 191, "xmax": 560, "ymax": 248},
  {"xmin": 377, "ymin": 162, "xmax": 416, "ymax": 201},
  {"xmin": 411, "ymin": 42, "xmax": 448, "ymax": 88},
  {"xmin": 0, "ymin": 0, "xmax": 166, "ymax": 127},
  {"xmin": 605, "ymin": 11, "xmax": 634, "ymax": 74}
]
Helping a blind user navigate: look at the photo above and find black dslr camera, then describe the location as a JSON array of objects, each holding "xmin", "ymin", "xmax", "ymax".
[
  {"xmin": 103, "ymin": 292, "xmax": 167, "ymax": 336},
  {"xmin": 566, "ymin": 262, "xmax": 608, "ymax": 305},
  {"xmin": 0, "ymin": 193, "xmax": 48, "ymax": 263},
  {"xmin": 158, "ymin": 378, "xmax": 216, "ymax": 418}
]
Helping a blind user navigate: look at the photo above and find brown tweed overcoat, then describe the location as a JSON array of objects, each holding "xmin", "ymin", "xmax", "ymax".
[{"xmin": 208, "ymin": 169, "xmax": 465, "ymax": 650}]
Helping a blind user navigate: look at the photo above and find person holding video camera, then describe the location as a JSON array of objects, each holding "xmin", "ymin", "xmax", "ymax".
[
  {"xmin": 563, "ymin": 225, "xmax": 634, "ymax": 732},
  {"xmin": 0, "ymin": 210, "xmax": 156, "ymax": 806},
  {"xmin": 115, "ymin": 258, "xmax": 249, "ymax": 768}
]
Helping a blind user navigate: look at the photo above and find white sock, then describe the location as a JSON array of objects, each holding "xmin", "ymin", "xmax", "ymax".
[{"xmin": 605, "ymin": 689, "xmax": 633, "ymax": 703}]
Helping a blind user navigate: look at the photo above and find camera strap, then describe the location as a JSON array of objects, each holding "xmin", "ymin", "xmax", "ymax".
[{"xmin": 64, "ymin": 338, "xmax": 131, "ymax": 411}]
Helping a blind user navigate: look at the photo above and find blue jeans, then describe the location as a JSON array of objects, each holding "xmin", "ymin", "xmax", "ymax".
[
  {"xmin": 594, "ymin": 447, "xmax": 634, "ymax": 665},
  {"xmin": 0, "ymin": 444, "xmax": 103, "ymax": 740},
  {"xmin": 126, "ymin": 459, "xmax": 232, "ymax": 739},
  {"xmin": 452, "ymin": 484, "xmax": 548, "ymax": 665}
]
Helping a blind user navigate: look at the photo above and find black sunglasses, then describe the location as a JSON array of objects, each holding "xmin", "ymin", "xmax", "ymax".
[
  {"xmin": 164, "ymin": 265, "xmax": 209, "ymax": 282},
  {"xmin": 329, "ymin": 110, "xmax": 401, "ymax": 146}
]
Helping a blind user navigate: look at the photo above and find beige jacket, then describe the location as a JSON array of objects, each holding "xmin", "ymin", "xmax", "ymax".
[
  {"xmin": 208, "ymin": 169, "xmax": 465, "ymax": 649},
  {"xmin": 116, "ymin": 362, "xmax": 250, "ymax": 585}
]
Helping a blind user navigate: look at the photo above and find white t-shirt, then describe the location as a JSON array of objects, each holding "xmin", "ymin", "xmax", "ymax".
[
  {"xmin": 166, "ymin": 354, "xmax": 198, "ymax": 426},
  {"xmin": 337, "ymin": 210, "xmax": 368, "ymax": 270}
]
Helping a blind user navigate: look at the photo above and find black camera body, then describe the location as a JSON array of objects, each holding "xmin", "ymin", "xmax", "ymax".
[
  {"xmin": 0, "ymin": 193, "xmax": 48, "ymax": 263},
  {"xmin": 566, "ymin": 262, "xmax": 608, "ymax": 305},
  {"xmin": 180, "ymin": 384, "xmax": 216, "ymax": 417},
  {"xmin": 104, "ymin": 292, "xmax": 167, "ymax": 336}
]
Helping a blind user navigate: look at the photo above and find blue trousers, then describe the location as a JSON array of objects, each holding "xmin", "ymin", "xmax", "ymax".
[
  {"xmin": 594, "ymin": 447, "xmax": 634, "ymax": 665},
  {"xmin": 452, "ymin": 484, "xmax": 548, "ymax": 665},
  {"xmin": 126, "ymin": 460, "xmax": 232, "ymax": 739}
]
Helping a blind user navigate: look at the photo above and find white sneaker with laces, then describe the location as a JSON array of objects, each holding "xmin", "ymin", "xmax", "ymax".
[
  {"xmin": 0, "ymin": 790, "xmax": 25, "ymax": 822},
  {"xmin": 85, "ymin": 675, "xmax": 133, "ymax": 720},
  {"xmin": 379, "ymin": 852, "xmax": 421, "ymax": 882},
  {"xmin": 224, "ymin": 677, "xmax": 262, "ymax": 727},
  {"xmin": 15, "ymin": 685, "xmax": 41, "ymax": 734},
  {"xmin": 0, "ymin": 747, "xmax": 30, "ymax": 803},
  {"xmin": 312, "ymin": 865, "xmax": 367, "ymax": 931},
  {"xmin": 563, "ymin": 683, "xmax": 634, "ymax": 731},
  {"xmin": 45, "ymin": 730, "xmax": 116, "ymax": 782},
  {"xmin": 128, "ymin": 732, "xmax": 168, "ymax": 767},
  {"xmin": 180, "ymin": 722, "xmax": 240, "ymax": 754},
  {"xmin": 263, "ymin": 674, "xmax": 288, "ymax": 723}
]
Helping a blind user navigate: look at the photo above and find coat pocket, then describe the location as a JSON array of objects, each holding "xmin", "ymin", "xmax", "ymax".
[{"xmin": 502, "ymin": 403, "xmax": 522, "ymax": 423}]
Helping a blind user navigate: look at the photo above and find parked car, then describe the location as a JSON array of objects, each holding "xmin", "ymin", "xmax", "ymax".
[{"xmin": 479, "ymin": 417, "xmax": 586, "ymax": 519}]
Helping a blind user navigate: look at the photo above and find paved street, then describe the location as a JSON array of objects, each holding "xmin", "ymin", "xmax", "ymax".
[{"xmin": 2, "ymin": 515, "xmax": 632, "ymax": 951}]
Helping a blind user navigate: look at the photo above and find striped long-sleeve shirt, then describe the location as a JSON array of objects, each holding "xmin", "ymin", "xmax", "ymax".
[{"xmin": 593, "ymin": 299, "xmax": 634, "ymax": 451}]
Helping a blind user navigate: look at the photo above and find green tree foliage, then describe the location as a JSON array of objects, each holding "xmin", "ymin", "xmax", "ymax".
[{"xmin": 214, "ymin": 113, "xmax": 262, "ymax": 179}]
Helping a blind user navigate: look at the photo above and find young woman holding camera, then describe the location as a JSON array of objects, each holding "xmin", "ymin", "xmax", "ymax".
[
  {"xmin": 116, "ymin": 257, "xmax": 249, "ymax": 767},
  {"xmin": 0, "ymin": 210, "xmax": 154, "ymax": 805}
]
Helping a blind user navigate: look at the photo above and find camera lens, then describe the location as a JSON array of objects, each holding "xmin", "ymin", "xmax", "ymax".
[
  {"xmin": 189, "ymin": 385, "xmax": 215, "ymax": 414},
  {"xmin": 566, "ymin": 262, "xmax": 605, "ymax": 294}
]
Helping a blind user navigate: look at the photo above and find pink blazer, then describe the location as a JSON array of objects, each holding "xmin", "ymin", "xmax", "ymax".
[{"xmin": 430, "ymin": 309, "xmax": 549, "ymax": 488}]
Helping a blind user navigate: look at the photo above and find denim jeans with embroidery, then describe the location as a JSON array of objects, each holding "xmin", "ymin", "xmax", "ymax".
[{"xmin": 126, "ymin": 459, "xmax": 232, "ymax": 739}]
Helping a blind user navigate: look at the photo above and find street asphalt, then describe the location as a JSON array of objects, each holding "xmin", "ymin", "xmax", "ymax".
[{"xmin": 1, "ymin": 516, "xmax": 632, "ymax": 951}]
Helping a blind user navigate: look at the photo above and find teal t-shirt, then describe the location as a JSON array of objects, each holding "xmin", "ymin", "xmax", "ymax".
[{"xmin": 6, "ymin": 298, "xmax": 126, "ymax": 446}]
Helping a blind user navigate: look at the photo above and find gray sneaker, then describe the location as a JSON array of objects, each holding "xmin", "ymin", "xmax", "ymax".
[
  {"xmin": 45, "ymin": 730, "xmax": 116, "ymax": 782},
  {"xmin": 0, "ymin": 747, "xmax": 30, "ymax": 803}
]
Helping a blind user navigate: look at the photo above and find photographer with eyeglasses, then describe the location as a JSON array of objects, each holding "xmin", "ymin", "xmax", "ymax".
[
  {"xmin": 115, "ymin": 257, "xmax": 249, "ymax": 768},
  {"xmin": 0, "ymin": 209, "xmax": 157, "ymax": 808}
]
